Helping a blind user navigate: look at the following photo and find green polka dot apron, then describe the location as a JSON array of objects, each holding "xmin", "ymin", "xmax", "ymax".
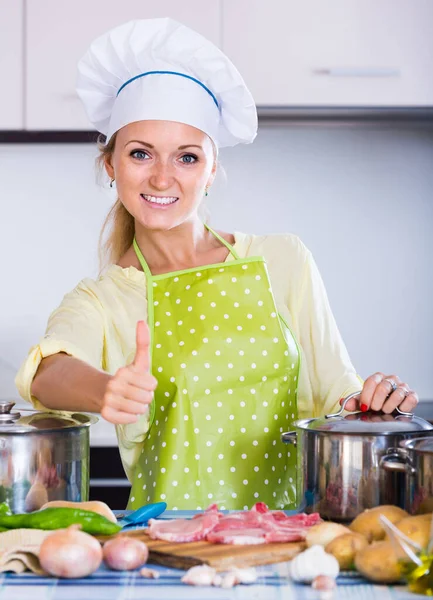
[{"xmin": 128, "ymin": 226, "xmax": 300, "ymax": 510}]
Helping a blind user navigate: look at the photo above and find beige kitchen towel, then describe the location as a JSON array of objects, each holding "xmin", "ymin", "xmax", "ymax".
[
  {"xmin": 0, "ymin": 558, "xmax": 26, "ymax": 574},
  {"xmin": 0, "ymin": 528, "xmax": 52, "ymax": 575},
  {"xmin": 0, "ymin": 552, "xmax": 47, "ymax": 575}
]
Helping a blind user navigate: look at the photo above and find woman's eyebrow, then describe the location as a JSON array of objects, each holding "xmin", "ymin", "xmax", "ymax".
[
  {"xmin": 124, "ymin": 140, "xmax": 153, "ymax": 148},
  {"xmin": 178, "ymin": 144, "xmax": 203, "ymax": 150},
  {"xmin": 124, "ymin": 140, "xmax": 203, "ymax": 150}
]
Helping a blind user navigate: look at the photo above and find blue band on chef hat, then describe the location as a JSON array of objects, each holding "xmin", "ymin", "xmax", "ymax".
[{"xmin": 117, "ymin": 71, "xmax": 219, "ymax": 108}]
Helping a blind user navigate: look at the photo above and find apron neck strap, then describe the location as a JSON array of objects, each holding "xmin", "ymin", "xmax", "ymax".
[
  {"xmin": 204, "ymin": 223, "xmax": 240, "ymax": 260},
  {"xmin": 133, "ymin": 224, "xmax": 240, "ymax": 276},
  {"xmin": 133, "ymin": 238, "xmax": 153, "ymax": 279}
]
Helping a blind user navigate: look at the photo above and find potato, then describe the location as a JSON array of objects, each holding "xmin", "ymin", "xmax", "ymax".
[
  {"xmin": 40, "ymin": 500, "xmax": 117, "ymax": 523},
  {"xmin": 305, "ymin": 522, "xmax": 351, "ymax": 548},
  {"xmin": 355, "ymin": 541, "xmax": 402, "ymax": 583},
  {"xmin": 349, "ymin": 505, "xmax": 408, "ymax": 542},
  {"xmin": 325, "ymin": 533, "xmax": 368, "ymax": 570},
  {"xmin": 386, "ymin": 514, "xmax": 432, "ymax": 549}
]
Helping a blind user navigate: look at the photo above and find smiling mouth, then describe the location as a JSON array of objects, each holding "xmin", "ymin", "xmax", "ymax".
[{"xmin": 141, "ymin": 194, "xmax": 179, "ymax": 206}]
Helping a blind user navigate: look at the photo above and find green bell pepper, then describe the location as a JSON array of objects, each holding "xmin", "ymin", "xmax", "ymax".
[{"xmin": 0, "ymin": 507, "xmax": 122, "ymax": 535}]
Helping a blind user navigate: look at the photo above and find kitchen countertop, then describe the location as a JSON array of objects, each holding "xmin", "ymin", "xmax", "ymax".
[
  {"xmin": 0, "ymin": 564, "xmax": 427, "ymax": 600},
  {"xmin": 0, "ymin": 511, "xmax": 429, "ymax": 599}
]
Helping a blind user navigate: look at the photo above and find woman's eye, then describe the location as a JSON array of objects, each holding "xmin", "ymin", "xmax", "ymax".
[
  {"xmin": 180, "ymin": 154, "xmax": 198, "ymax": 164},
  {"xmin": 130, "ymin": 150, "xmax": 149, "ymax": 160}
]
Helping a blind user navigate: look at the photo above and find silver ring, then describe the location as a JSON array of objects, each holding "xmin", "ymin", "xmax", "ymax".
[{"xmin": 384, "ymin": 378, "xmax": 398, "ymax": 394}]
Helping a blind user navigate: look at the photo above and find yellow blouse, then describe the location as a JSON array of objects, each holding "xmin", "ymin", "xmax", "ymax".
[{"xmin": 15, "ymin": 232, "xmax": 363, "ymax": 480}]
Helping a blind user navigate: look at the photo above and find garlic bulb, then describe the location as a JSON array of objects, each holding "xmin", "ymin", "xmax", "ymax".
[{"xmin": 289, "ymin": 545, "xmax": 339, "ymax": 583}]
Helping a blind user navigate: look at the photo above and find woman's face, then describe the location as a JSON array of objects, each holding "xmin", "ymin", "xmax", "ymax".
[{"xmin": 106, "ymin": 120, "xmax": 216, "ymax": 231}]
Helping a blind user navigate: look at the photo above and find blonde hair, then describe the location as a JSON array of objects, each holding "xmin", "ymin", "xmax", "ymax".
[
  {"xmin": 96, "ymin": 131, "xmax": 219, "ymax": 273},
  {"xmin": 96, "ymin": 132, "xmax": 135, "ymax": 272}
]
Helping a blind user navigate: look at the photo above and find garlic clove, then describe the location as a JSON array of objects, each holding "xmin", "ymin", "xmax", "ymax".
[{"xmin": 181, "ymin": 565, "xmax": 218, "ymax": 586}]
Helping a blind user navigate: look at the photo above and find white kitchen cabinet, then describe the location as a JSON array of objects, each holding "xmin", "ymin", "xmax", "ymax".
[
  {"xmin": 223, "ymin": 0, "xmax": 433, "ymax": 106},
  {"xmin": 26, "ymin": 1, "xmax": 222, "ymax": 130},
  {"xmin": 0, "ymin": 0, "xmax": 24, "ymax": 129}
]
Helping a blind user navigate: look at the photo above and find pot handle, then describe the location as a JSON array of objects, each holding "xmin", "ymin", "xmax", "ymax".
[
  {"xmin": 325, "ymin": 391, "xmax": 361, "ymax": 418},
  {"xmin": 281, "ymin": 431, "xmax": 297, "ymax": 446},
  {"xmin": 380, "ymin": 449, "xmax": 416, "ymax": 475},
  {"xmin": 325, "ymin": 391, "xmax": 414, "ymax": 419}
]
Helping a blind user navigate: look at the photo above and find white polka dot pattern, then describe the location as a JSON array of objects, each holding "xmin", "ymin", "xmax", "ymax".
[{"xmin": 127, "ymin": 256, "xmax": 299, "ymax": 511}]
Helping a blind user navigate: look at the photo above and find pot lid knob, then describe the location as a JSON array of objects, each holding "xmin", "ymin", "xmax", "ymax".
[
  {"xmin": 0, "ymin": 400, "xmax": 16, "ymax": 414},
  {"xmin": 0, "ymin": 400, "xmax": 21, "ymax": 422}
]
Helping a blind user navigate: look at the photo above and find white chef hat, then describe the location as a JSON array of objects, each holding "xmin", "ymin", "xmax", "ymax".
[{"xmin": 76, "ymin": 18, "xmax": 257, "ymax": 149}]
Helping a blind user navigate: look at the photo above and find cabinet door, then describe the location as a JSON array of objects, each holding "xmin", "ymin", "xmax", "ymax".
[
  {"xmin": 223, "ymin": 0, "xmax": 433, "ymax": 106},
  {"xmin": 0, "ymin": 0, "xmax": 23, "ymax": 129},
  {"xmin": 26, "ymin": 1, "xmax": 221, "ymax": 130}
]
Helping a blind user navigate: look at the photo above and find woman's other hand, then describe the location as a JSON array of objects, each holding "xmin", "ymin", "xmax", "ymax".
[
  {"xmin": 101, "ymin": 320, "xmax": 157, "ymax": 424},
  {"xmin": 341, "ymin": 372, "xmax": 418, "ymax": 414}
]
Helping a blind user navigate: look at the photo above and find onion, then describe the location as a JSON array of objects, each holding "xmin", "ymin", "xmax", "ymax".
[
  {"xmin": 39, "ymin": 524, "xmax": 103, "ymax": 578},
  {"xmin": 103, "ymin": 536, "xmax": 148, "ymax": 571}
]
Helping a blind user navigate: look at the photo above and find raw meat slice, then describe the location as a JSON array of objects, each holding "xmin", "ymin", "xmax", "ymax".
[
  {"xmin": 205, "ymin": 504, "xmax": 322, "ymax": 545},
  {"xmin": 206, "ymin": 528, "xmax": 267, "ymax": 545},
  {"xmin": 211, "ymin": 512, "xmax": 264, "ymax": 532},
  {"xmin": 148, "ymin": 512, "xmax": 219, "ymax": 542},
  {"xmin": 147, "ymin": 503, "xmax": 322, "ymax": 545},
  {"xmin": 270, "ymin": 511, "xmax": 322, "ymax": 526},
  {"xmin": 251, "ymin": 502, "xmax": 269, "ymax": 514},
  {"xmin": 192, "ymin": 503, "xmax": 223, "ymax": 520},
  {"xmin": 263, "ymin": 528, "xmax": 306, "ymax": 543}
]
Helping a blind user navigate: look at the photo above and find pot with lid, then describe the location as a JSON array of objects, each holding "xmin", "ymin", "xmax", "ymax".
[
  {"xmin": 382, "ymin": 436, "xmax": 433, "ymax": 515},
  {"xmin": 0, "ymin": 400, "xmax": 97, "ymax": 513},
  {"xmin": 282, "ymin": 392, "xmax": 433, "ymax": 522}
]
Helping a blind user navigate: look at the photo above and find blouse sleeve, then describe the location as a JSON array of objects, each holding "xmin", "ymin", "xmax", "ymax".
[
  {"xmin": 15, "ymin": 280, "xmax": 106, "ymax": 410},
  {"xmin": 295, "ymin": 247, "xmax": 363, "ymax": 417}
]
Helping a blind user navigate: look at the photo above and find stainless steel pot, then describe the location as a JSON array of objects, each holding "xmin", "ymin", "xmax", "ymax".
[
  {"xmin": 282, "ymin": 393, "xmax": 433, "ymax": 522},
  {"xmin": 0, "ymin": 400, "xmax": 97, "ymax": 513},
  {"xmin": 382, "ymin": 436, "xmax": 433, "ymax": 515}
]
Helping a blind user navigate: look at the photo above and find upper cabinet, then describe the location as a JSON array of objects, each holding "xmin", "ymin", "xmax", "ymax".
[
  {"xmin": 2, "ymin": 0, "xmax": 433, "ymax": 133},
  {"xmin": 0, "ymin": 0, "xmax": 24, "ymax": 129},
  {"xmin": 223, "ymin": 0, "xmax": 433, "ymax": 106},
  {"xmin": 26, "ymin": 1, "xmax": 222, "ymax": 130}
]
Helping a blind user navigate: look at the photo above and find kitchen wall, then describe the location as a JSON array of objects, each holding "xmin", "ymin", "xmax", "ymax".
[{"xmin": 1, "ymin": 121, "xmax": 433, "ymax": 410}]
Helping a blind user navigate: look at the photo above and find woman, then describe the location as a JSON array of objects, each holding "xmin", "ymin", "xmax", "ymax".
[{"xmin": 16, "ymin": 18, "xmax": 418, "ymax": 511}]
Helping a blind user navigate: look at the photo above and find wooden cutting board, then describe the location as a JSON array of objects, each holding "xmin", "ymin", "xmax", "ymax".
[{"xmin": 98, "ymin": 529, "xmax": 305, "ymax": 571}]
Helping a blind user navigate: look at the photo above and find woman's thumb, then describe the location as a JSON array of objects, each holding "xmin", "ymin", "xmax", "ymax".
[{"xmin": 133, "ymin": 320, "xmax": 150, "ymax": 371}]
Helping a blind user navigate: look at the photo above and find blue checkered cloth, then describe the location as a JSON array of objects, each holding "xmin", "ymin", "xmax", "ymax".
[{"xmin": 0, "ymin": 511, "xmax": 426, "ymax": 599}]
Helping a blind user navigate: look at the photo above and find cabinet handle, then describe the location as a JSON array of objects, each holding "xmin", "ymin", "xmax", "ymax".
[
  {"xmin": 89, "ymin": 478, "xmax": 131, "ymax": 488},
  {"xmin": 313, "ymin": 67, "xmax": 401, "ymax": 78}
]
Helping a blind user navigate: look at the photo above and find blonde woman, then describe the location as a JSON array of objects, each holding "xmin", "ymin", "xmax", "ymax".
[{"xmin": 16, "ymin": 19, "xmax": 418, "ymax": 511}]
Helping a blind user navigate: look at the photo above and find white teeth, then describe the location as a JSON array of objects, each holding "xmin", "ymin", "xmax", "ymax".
[{"xmin": 142, "ymin": 194, "xmax": 178, "ymax": 205}]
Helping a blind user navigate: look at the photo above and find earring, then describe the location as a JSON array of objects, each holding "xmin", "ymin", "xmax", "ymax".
[
  {"xmin": 110, "ymin": 179, "xmax": 115, "ymax": 188},
  {"xmin": 205, "ymin": 186, "xmax": 209, "ymax": 197}
]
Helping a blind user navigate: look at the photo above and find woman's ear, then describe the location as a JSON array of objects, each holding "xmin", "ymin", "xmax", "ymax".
[
  {"xmin": 104, "ymin": 155, "xmax": 115, "ymax": 180},
  {"xmin": 207, "ymin": 160, "xmax": 218, "ymax": 188}
]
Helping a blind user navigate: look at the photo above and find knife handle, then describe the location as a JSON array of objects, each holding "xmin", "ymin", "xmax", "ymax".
[{"xmin": 125, "ymin": 502, "xmax": 167, "ymax": 525}]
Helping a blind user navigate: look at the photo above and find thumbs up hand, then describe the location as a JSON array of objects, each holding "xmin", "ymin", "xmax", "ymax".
[{"xmin": 101, "ymin": 321, "xmax": 158, "ymax": 424}]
